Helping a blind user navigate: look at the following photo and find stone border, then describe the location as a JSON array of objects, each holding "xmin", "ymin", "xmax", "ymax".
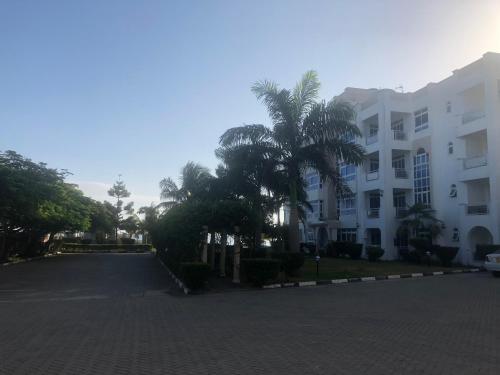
[
  {"xmin": 156, "ymin": 257, "xmax": 190, "ymax": 295},
  {"xmin": 262, "ymin": 268, "xmax": 483, "ymax": 290},
  {"xmin": 1, "ymin": 252, "xmax": 60, "ymax": 267}
]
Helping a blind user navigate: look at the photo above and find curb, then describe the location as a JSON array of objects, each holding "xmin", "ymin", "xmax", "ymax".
[
  {"xmin": 1, "ymin": 252, "xmax": 61, "ymax": 267},
  {"xmin": 156, "ymin": 257, "xmax": 190, "ymax": 295},
  {"xmin": 262, "ymin": 268, "xmax": 484, "ymax": 290}
]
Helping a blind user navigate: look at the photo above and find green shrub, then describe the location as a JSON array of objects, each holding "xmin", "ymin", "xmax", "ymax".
[
  {"xmin": 475, "ymin": 244, "xmax": 500, "ymax": 261},
  {"xmin": 347, "ymin": 243, "xmax": 363, "ymax": 260},
  {"xmin": 180, "ymin": 262, "xmax": 211, "ymax": 290},
  {"xmin": 120, "ymin": 238, "xmax": 135, "ymax": 245},
  {"xmin": 241, "ymin": 258, "xmax": 280, "ymax": 286},
  {"xmin": 432, "ymin": 246, "xmax": 459, "ymax": 267},
  {"xmin": 81, "ymin": 239, "xmax": 92, "ymax": 245},
  {"xmin": 61, "ymin": 243, "xmax": 151, "ymax": 252},
  {"xmin": 366, "ymin": 246, "xmax": 384, "ymax": 262},
  {"xmin": 409, "ymin": 237, "xmax": 432, "ymax": 252},
  {"xmin": 272, "ymin": 253, "xmax": 305, "ymax": 277},
  {"xmin": 299, "ymin": 242, "xmax": 316, "ymax": 254},
  {"xmin": 326, "ymin": 241, "xmax": 340, "ymax": 257}
]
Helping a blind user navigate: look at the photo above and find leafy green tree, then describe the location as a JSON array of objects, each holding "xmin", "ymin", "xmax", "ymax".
[
  {"xmin": 0, "ymin": 150, "xmax": 93, "ymax": 259},
  {"xmin": 221, "ymin": 71, "xmax": 364, "ymax": 252},
  {"xmin": 107, "ymin": 178, "xmax": 131, "ymax": 239},
  {"xmin": 89, "ymin": 201, "xmax": 117, "ymax": 242}
]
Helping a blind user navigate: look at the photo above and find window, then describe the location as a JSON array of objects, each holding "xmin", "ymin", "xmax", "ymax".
[
  {"xmin": 414, "ymin": 149, "xmax": 431, "ymax": 206},
  {"xmin": 448, "ymin": 142, "xmax": 453, "ymax": 154},
  {"xmin": 391, "ymin": 118, "xmax": 404, "ymax": 132},
  {"xmin": 338, "ymin": 162, "xmax": 356, "ymax": 181},
  {"xmin": 446, "ymin": 101, "xmax": 452, "ymax": 113},
  {"xmin": 306, "ymin": 172, "xmax": 321, "ymax": 191},
  {"xmin": 393, "ymin": 191, "xmax": 406, "ymax": 208},
  {"xmin": 414, "ymin": 107, "xmax": 429, "ymax": 132},
  {"xmin": 368, "ymin": 124, "xmax": 378, "ymax": 137},
  {"xmin": 392, "ymin": 156, "xmax": 405, "ymax": 170},
  {"xmin": 369, "ymin": 192, "xmax": 381, "ymax": 209},
  {"xmin": 452, "ymin": 228, "xmax": 460, "ymax": 242},
  {"xmin": 369, "ymin": 158, "xmax": 379, "ymax": 173},
  {"xmin": 306, "ymin": 200, "xmax": 323, "ymax": 220},
  {"xmin": 307, "ymin": 229, "xmax": 315, "ymax": 242},
  {"xmin": 338, "ymin": 193, "xmax": 356, "ymax": 216},
  {"xmin": 337, "ymin": 228, "xmax": 357, "ymax": 242}
]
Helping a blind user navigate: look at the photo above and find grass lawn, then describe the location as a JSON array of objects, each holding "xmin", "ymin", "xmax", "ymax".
[{"xmin": 289, "ymin": 257, "xmax": 465, "ymax": 282}]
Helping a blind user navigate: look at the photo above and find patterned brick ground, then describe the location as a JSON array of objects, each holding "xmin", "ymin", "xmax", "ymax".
[{"xmin": 0, "ymin": 254, "xmax": 499, "ymax": 374}]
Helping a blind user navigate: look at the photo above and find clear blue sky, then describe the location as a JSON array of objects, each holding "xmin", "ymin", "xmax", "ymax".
[{"xmin": 1, "ymin": 0, "xmax": 499, "ymax": 207}]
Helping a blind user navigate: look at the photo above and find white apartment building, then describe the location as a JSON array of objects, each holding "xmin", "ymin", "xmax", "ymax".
[{"xmin": 299, "ymin": 52, "xmax": 500, "ymax": 265}]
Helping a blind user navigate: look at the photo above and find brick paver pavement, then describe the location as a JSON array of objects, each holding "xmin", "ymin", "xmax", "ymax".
[{"xmin": 0, "ymin": 253, "xmax": 499, "ymax": 374}]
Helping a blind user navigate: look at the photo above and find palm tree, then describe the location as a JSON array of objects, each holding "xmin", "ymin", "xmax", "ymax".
[
  {"xmin": 159, "ymin": 161, "xmax": 212, "ymax": 209},
  {"xmin": 397, "ymin": 203, "xmax": 443, "ymax": 242},
  {"xmin": 221, "ymin": 71, "xmax": 364, "ymax": 252}
]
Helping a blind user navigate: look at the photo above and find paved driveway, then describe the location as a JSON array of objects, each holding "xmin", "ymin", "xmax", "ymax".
[{"xmin": 0, "ymin": 254, "xmax": 499, "ymax": 375}]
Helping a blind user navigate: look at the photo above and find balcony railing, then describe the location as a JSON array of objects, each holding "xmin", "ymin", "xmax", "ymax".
[
  {"xmin": 366, "ymin": 170, "xmax": 379, "ymax": 181},
  {"xmin": 463, "ymin": 155, "xmax": 487, "ymax": 169},
  {"xmin": 340, "ymin": 208, "xmax": 356, "ymax": 216},
  {"xmin": 462, "ymin": 110, "xmax": 485, "ymax": 124},
  {"xmin": 393, "ymin": 130, "xmax": 407, "ymax": 141},
  {"xmin": 367, "ymin": 208, "xmax": 380, "ymax": 218},
  {"xmin": 395, "ymin": 207, "xmax": 408, "ymax": 218},
  {"xmin": 394, "ymin": 168, "xmax": 408, "ymax": 179},
  {"xmin": 466, "ymin": 204, "xmax": 489, "ymax": 215},
  {"xmin": 366, "ymin": 133, "xmax": 378, "ymax": 145}
]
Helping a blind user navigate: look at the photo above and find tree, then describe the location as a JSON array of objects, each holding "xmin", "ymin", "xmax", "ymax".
[
  {"xmin": 397, "ymin": 203, "xmax": 443, "ymax": 243},
  {"xmin": 107, "ymin": 178, "xmax": 131, "ymax": 239},
  {"xmin": 221, "ymin": 71, "xmax": 364, "ymax": 252},
  {"xmin": 159, "ymin": 162, "xmax": 212, "ymax": 209},
  {"xmin": 138, "ymin": 204, "xmax": 161, "ymax": 244},
  {"xmin": 0, "ymin": 150, "xmax": 93, "ymax": 259}
]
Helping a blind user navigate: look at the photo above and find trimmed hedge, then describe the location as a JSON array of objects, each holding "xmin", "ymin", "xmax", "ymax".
[
  {"xmin": 241, "ymin": 258, "xmax": 280, "ymax": 286},
  {"xmin": 475, "ymin": 244, "xmax": 500, "ymax": 261},
  {"xmin": 180, "ymin": 262, "xmax": 211, "ymax": 290},
  {"xmin": 120, "ymin": 238, "xmax": 136, "ymax": 245},
  {"xmin": 326, "ymin": 241, "xmax": 362, "ymax": 259},
  {"xmin": 432, "ymin": 245, "xmax": 459, "ymax": 267},
  {"xmin": 366, "ymin": 246, "xmax": 384, "ymax": 262},
  {"xmin": 60, "ymin": 243, "xmax": 151, "ymax": 252},
  {"xmin": 272, "ymin": 252, "xmax": 305, "ymax": 277},
  {"xmin": 81, "ymin": 239, "xmax": 92, "ymax": 245}
]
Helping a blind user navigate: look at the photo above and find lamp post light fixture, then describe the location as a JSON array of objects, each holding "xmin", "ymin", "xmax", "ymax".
[{"xmin": 315, "ymin": 254, "xmax": 321, "ymax": 278}]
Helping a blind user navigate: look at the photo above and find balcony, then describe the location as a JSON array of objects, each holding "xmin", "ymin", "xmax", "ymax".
[
  {"xmin": 393, "ymin": 130, "xmax": 407, "ymax": 141},
  {"xmin": 340, "ymin": 208, "xmax": 356, "ymax": 216},
  {"xmin": 466, "ymin": 204, "xmax": 489, "ymax": 215},
  {"xmin": 366, "ymin": 133, "xmax": 378, "ymax": 145},
  {"xmin": 394, "ymin": 168, "xmax": 409, "ymax": 179},
  {"xmin": 367, "ymin": 208, "xmax": 380, "ymax": 218},
  {"xmin": 395, "ymin": 207, "xmax": 408, "ymax": 218},
  {"xmin": 463, "ymin": 155, "xmax": 487, "ymax": 169},
  {"xmin": 366, "ymin": 170, "xmax": 379, "ymax": 181},
  {"xmin": 462, "ymin": 110, "xmax": 485, "ymax": 124}
]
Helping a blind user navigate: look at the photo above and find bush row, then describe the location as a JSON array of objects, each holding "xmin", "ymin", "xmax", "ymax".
[
  {"xmin": 60, "ymin": 243, "xmax": 151, "ymax": 252},
  {"xmin": 326, "ymin": 241, "xmax": 363, "ymax": 259},
  {"xmin": 63, "ymin": 238, "xmax": 136, "ymax": 245}
]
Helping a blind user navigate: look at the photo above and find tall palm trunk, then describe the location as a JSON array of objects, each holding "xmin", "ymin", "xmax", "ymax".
[{"xmin": 288, "ymin": 181, "xmax": 300, "ymax": 253}]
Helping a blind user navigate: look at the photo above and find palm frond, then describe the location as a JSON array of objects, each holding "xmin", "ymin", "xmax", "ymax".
[
  {"xmin": 292, "ymin": 70, "xmax": 320, "ymax": 120},
  {"xmin": 219, "ymin": 124, "xmax": 274, "ymax": 148}
]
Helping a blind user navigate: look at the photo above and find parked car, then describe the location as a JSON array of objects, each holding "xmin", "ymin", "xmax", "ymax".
[{"xmin": 484, "ymin": 253, "xmax": 500, "ymax": 277}]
